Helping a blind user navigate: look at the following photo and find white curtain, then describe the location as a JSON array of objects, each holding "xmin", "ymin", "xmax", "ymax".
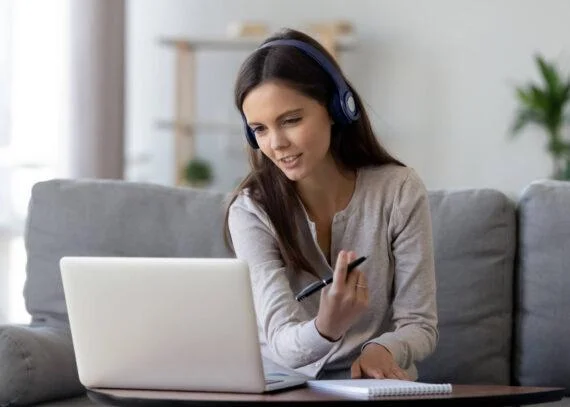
[
  {"xmin": 69, "ymin": 0, "xmax": 125, "ymax": 179},
  {"xmin": 0, "ymin": 0, "xmax": 11, "ymax": 322}
]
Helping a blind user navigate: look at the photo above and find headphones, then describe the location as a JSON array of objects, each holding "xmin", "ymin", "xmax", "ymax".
[{"xmin": 242, "ymin": 39, "xmax": 360, "ymax": 149}]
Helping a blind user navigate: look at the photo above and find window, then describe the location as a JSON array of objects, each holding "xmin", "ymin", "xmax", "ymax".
[{"xmin": 0, "ymin": 0, "xmax": 69, "ymax": 323}]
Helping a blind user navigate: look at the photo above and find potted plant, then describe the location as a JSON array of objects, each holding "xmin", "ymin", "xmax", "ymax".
[
  {"xmin": 183, "ymin": 158, "xmax": 213, "ymax": 188},
  {"xmin": 511, "ymin": 54, "xmax": 570, "ymax": 180}
]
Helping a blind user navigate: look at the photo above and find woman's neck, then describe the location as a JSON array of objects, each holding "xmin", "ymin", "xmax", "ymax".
[{"xmin": 295, "ymin": 162, "xmax": 357, "ymax": 222}]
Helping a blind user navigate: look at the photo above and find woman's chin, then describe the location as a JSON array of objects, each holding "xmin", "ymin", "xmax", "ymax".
[{"xmin": 281, "ymin": 168, "xmax": 306, "ymax": 182}]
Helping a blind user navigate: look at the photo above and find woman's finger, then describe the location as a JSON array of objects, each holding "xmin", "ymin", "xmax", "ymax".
[
  {"xmin": 361, "ymin": 272, "xmax": 369, "ymax": 303},
  {"xmin": 370, "ymin": 369, "xmax": 385, "ymax": 379},
  {"xmin": 389, "ymin": 368, "xmax": 403, "ymax": 380},
  {"xmin": 346, "ymin": 252, "xmax": 359, "ymax": 289},
  {"xmin": 392, "ymin": 365, "xmax": 410, "ymax": 381},
  {"xmin": 331, "ymin": 250, "xmax": 348, "ymax": 290},
  {"xmin": 354, "ymin": 270, "xmax": 368, "ymax": 294},
  {"xmin": 351, "ymin": 359, "xmax": 362, "ymax": 379}
]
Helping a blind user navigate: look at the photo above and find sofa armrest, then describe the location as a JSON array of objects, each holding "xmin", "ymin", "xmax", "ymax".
[
  {"xmin": 514, "ymin": 180, "xmax": 570, "ymax": 394},
  {"xmin": 0, "ymin": 325, "xmax": 84, "ymax": 406}
]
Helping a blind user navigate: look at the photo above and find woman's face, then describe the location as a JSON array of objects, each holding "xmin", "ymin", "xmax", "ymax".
[{"xmin": 242, "ymin": 80, "xmax": 334, "ymax": 182}]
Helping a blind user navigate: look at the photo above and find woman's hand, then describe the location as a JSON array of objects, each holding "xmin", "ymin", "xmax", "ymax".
[
  {"xmin": 351, "ymin": 343, "xmax": 410, "ymax": 380},
  {"xmin": 315, "ymin": 250, "xmax": 369, "ymax": 341}
]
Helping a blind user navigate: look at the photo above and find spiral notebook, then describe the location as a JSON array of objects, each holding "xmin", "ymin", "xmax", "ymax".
[{"xmin": 307, "ymin": 379, "xmax": 452, "ymax": 398}]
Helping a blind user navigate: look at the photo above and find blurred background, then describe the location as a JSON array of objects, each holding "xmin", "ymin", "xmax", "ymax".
[{"xmin": 0, "ymin": 0, "xmax": 569, "ymax": 323}]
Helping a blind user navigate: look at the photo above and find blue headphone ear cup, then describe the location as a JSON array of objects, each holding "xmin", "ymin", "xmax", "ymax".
[
  {"xmin": 329, "ymin": 90, "xmax": 360, "ymax": 125},
  {"xmin": 244, "ymin": 124, "xmax": 259, "ymax": 149},
  {"xmin": 329, "ymin": 93, "xmax": 350, "ymax": 125},
  {"xmin": 343, "ymin": 92, "xmax": 360, "ymax": 122}
]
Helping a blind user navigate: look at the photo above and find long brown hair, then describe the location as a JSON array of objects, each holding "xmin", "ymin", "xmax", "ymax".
[{"xmin": 224, "ymin": 28, "xmax": 403, "ymax": 276}]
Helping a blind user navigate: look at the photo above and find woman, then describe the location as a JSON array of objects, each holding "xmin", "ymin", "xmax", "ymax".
[{"xmin": 224, "ymin": 28, "xmax": 437, "ymax": 381}]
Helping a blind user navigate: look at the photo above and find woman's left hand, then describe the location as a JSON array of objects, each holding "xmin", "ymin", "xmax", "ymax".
[{"xmin": 350, "ymin": 343, "xmax": 410, "ymax": 380}]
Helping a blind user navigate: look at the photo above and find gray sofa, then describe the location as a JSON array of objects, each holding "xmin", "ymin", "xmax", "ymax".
[{"xmin": 0, "ymin": 178, "xmax": 569, "ymax": 406}]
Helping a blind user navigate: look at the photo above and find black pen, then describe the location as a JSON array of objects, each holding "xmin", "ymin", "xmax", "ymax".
[{"xmin": 295, "ymin": 256, "xmax": 367, "ymax": 301}]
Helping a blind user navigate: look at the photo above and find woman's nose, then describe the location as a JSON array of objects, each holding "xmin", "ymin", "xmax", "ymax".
[{"xmin": 269, "ymin": 129, "xmax": 289, "ymax": 150}]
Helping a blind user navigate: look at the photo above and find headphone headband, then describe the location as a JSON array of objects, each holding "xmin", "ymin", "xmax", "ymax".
[{"xmin": 259, "ymin": 39, "xmax": 350, "ymax": 99}]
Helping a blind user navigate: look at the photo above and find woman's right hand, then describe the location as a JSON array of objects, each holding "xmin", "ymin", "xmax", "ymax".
[{"xmin": 315, "ymin": 250, "xmax": 369, "ymax": 341}]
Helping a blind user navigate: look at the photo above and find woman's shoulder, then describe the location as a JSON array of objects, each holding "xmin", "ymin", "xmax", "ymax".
[
  {"xmin": 229, "ymin": 188, "xmax": 259, "ymax": 214},
  {"xmin": 358, "ymin": 165, "xmax": 430, "ymax": 225},
  {"xmin": 359, "ymin": 164, "xmax": 426, "ymax": 193},
  {"xmin": 228, "ymin": 189, "xmax": 272, "ymax": 226}
]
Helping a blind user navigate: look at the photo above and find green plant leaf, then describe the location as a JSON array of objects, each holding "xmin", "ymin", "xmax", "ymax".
[
  {"xmin": 515, "ymin": 87, "xmax": 534, "ymax": 107},
  {"xmin": 184, "ymin": 158, "xmax": 213, "ymax": 183},
  {"xmin": 536, "ymin": 55, "xmax": 561, "ymax": 97},
  {"xmin": 548, "ymin": 139, "xmax": 568, "ymax": 156},
  {"xmin": 563, "ymin": 159, "xmax": 570, "ymax": 181},
  {"xmin": 510, "ymin": 108, "xmax": 544, "ymax": 135},
  {"xmin": 510, "ymin": 55, "xmax": 570, "ymax": 165},
  {"xmin": 530, "ymin": 84, "xmax": 549, "ymax": 111},
  {"xmin": 560, "ymin": 81, "xmax": 570, "ymax": 110}
]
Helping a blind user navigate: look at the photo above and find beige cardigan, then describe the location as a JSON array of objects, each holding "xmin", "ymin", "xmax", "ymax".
[{"xmin": 228, "ymin": 164, "xmax": 438, "ymax": 379}]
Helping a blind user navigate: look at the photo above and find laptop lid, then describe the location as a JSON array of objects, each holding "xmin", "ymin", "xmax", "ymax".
[{"xmin": 60, "ymin": 257, "xmax": 271, "ymax": 393}]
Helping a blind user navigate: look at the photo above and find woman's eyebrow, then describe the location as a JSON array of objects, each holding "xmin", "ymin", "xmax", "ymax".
[{"xmin": 248, "ymin": 108, "xmax": 304, "ymax": 127}]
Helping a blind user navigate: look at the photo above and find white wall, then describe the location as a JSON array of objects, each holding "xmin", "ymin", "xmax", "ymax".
[{"xmin": 126, "ymin": 0, "xmax": 570, "ymax": 196}]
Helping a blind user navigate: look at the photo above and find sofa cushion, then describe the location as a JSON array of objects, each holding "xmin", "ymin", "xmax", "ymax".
[
  {"xmin": 0, "ymin": 325, "xmax": 85, "ymax": 405},
  {"xmin": 514, "ymin": 180, "xmax": 570, "ymax": 394},
  {"xmin": 417, "ymin": 189, "xmax": 516, "ymax": 385},
  {"xmin": 23, "ymin": 179, "xmax": 233, "ymax": 328}
]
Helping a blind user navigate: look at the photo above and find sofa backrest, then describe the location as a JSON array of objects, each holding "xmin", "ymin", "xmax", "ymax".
[
  {"xmin": 23, "ymin": 179, "xmax": 233, "ymax": 328},
  {"xmin": 22, "ymin": 179, "xmax": 527, "ymax": 386},
  {"xmin": 514, "ymin": 180, "xmax": 570, "ymax": 394},
  {"xmin": 417, "ymin": 189, "xmax": 516, "ymax": 385}
]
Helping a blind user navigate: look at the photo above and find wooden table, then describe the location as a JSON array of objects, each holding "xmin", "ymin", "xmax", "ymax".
[{"xmin": 87, "ymin": 384, "xmax": 565, "ymax": 406}]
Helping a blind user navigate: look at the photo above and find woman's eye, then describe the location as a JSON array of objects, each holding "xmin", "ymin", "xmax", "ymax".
[
  {"xmin": 252, "ymin": 126, "xmax": 265, "ymax": 135},
  {"xmin": 283, "ymin": 117, "xmax": 301, "ymax": 125}
]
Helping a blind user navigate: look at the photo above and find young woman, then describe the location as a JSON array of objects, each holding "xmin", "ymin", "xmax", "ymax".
[{"xmin": 224, "ymin": 28, "xmax": 437, "ymax": 381}]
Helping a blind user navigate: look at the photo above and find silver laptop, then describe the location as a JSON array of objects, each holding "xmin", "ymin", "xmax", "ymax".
[{"xmin": 60, "ymin": 256, "xmax": 307, "ymax": 393}]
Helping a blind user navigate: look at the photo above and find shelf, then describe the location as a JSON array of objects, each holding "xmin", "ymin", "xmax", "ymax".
[
  {"xmin": 158, "ymin": 36, "xmax": 356, "ymax": 51},
  {"xmin": 159, "ymin": 37, "xmax": 263, "ymax": 50},
  {"xmin": 156, "ymin": 120, "xmax": 244, "ymax": 135}
]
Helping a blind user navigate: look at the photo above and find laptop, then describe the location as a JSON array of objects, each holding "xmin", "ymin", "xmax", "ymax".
[{"xmin": 60, "ymin": 256, "xmax": 307, "ymax": 393}]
